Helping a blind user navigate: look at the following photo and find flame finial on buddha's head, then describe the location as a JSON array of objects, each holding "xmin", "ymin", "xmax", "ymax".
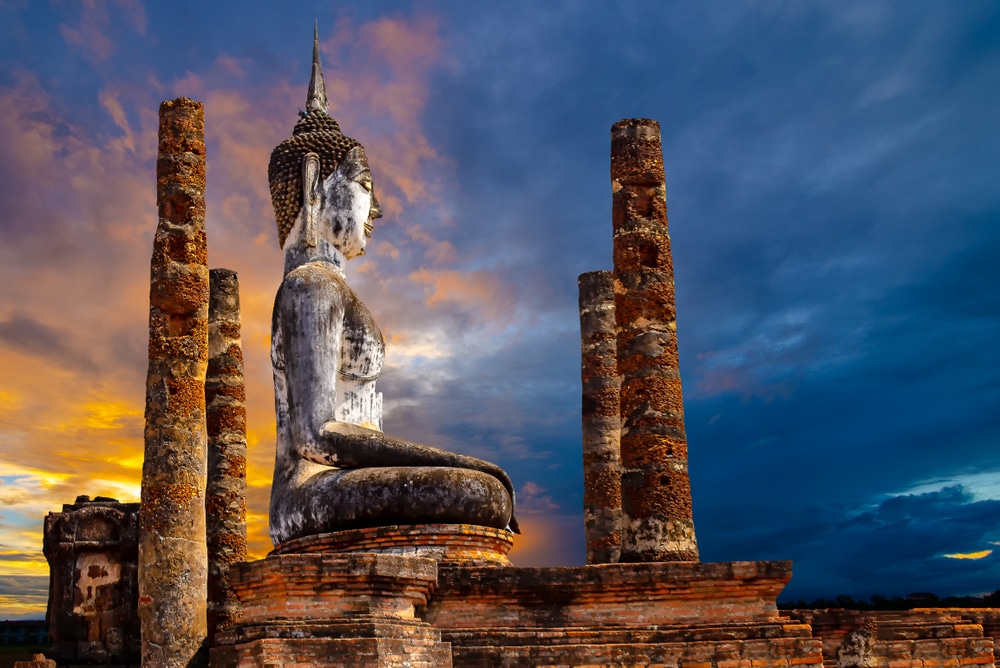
[{"xmin": 267, "ymin": 23, "xmax": 363, "ymax": 248}]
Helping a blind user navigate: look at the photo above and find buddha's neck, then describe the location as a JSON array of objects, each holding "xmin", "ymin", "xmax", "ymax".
[{"xmin": 283, "ymin": 238, "xmax": 347, "ymax": 278}]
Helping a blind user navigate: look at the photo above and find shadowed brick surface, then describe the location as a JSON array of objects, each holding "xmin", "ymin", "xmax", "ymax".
[
  {"xmin": 206, "ymin": 268, "xmax": 248, "ymax": 644},
  {"xmin": 784, "ymin": 609, "xmax": 998, "ymax": 668}
]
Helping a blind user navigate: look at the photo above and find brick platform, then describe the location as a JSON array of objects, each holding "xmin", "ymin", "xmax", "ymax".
[
  {"xmin": 431, "ymin": 560, "xmax": 824, "ymax": 667},
  {"xmin": 784, "ymin": 609, "xmax": 996, "ymax": 668},
  {"xmin": 270, "ymin": 523, "xmax": 514, "ymax": 565},
  {"xmin": 211, "ymin": 556, "xmax": 825, "ymax": 668}
]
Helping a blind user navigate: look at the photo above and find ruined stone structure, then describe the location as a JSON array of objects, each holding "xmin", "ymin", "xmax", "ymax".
[
  {"xmin": 42, "ymin": 496, "xmax": 140, "ymax": 667},
  {"xmin": 206, "ymin": 269, "xmax": 247, "ymax": 643},
  {"xmin": 579, "ymin": 270, "xmax": 622, "ymax": 564},
  {"xmin": 611, "ymin": 118, "xmax": 699, "ymax": 563},
  {"xmin": 139, "ymin": 97, "xmax": 209, "ymax": 668},
  {"xmin": 784, "ymin": 609, "xmax": 1000, "ymax": 668}
]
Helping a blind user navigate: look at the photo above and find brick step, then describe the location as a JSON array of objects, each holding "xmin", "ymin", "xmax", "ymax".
[
  {"xmin": 451, "ymin": 639, "xmax": 824, "ymax": 668},
  {"xmin": 443, "ymin": 622, "xmax": 816, "ymax": 647}
]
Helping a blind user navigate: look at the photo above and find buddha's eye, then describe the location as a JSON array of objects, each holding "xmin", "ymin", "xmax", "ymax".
[{"xmin": 357, "ymin": 172, "xmax": 373, "ymax": 192}]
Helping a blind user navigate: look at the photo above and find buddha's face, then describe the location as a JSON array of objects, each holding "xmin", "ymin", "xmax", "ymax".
[{"xmin": 319, "ymin": 146, "xmax": 383, "ymax": 259}]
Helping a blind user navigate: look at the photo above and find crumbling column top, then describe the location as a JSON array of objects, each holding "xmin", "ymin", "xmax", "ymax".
[{"xmin": 611, "ymin": 118, "xmax": 661, "ymax": 139}]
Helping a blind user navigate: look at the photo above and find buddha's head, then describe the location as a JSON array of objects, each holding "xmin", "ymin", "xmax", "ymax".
[{"xmin": 268, "ymin": 26, "xmax": 382, "ymax": 259}]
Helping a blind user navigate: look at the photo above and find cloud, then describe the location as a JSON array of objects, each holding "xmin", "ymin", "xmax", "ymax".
[
  {"xmin": 944, "ymin": 550, "xmax": 992, "ymax": 560},
  {"xmin": 703, "ymin": 485, "xmax": 1000, "ymax": 600},
  {"xmin": 55, "ymin": 0, "xmax": 146, "ymax": 65},
  {"xmin": 0, "ymin": 575, "xmax": 48, "ymax": 619},
  {"xmin": 0, "ymin": 313, "xmax": 99, "ymax": 376},
  {"xmin": 516, "ymin": 481, "xmax": 561, "ymax": 516}
]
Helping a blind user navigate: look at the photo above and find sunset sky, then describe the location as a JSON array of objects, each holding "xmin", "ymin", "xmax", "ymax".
[{"xmin": 1, "ymin": 1, "xmax": 998, "ymax": 619}]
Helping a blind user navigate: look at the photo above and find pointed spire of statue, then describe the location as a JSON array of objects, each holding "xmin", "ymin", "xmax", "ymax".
[{"xmin": 306, "ymin": 21, "xmax": 330, "ymax": 115}]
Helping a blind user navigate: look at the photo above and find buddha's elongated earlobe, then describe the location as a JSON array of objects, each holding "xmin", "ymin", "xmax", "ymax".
[{"xmin": 302, "ymin": 152, "xmax": 320, "ymax": 248}]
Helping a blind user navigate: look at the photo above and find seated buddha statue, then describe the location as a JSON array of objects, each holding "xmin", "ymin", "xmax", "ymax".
[{"xmin": 267, "ymin": 30, "xmax": 517, "ymax": 546}]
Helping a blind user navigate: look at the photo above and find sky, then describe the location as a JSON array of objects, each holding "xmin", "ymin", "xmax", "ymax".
[{"xmin": 0, "ymin": 0, "xmax": 998, "ymax": 619}]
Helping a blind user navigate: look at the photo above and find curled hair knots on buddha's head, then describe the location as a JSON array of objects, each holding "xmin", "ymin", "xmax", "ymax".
[{"xmin": 268, "ymin": 111, "xmax": 362, "ymax": 248}]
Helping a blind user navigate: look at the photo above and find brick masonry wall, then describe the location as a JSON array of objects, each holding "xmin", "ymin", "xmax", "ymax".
[
  {"xmin": 428, "ymin": 560, "xmax": 793, "ymax": 629},
  {"xmin": 784, "ymin": 609, "xmax": 997, "ymax": 668}
]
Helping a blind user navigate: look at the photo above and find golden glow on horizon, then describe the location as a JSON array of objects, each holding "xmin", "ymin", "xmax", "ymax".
[
  {"xmin": 77, "ymin": 401, "xmax": 143, "ymax": 431},
  {"xmin": 0, "ymin": 596, "xmax": 47, "ymax": 618},
  {"xmin": 0, "ymin": 552, "xmax": 48, "ymax": 577},
  {"xmin": 1, "ymin": 463, "xmax": 73, "ymax": 489},
  {"xmin": 943, "ymin": 550, "xmax": 992, "ymax": 560}
]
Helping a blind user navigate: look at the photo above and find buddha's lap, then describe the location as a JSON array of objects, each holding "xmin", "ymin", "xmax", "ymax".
[{"xmin": 274, "ymin": 465, "xmax": 512, "ymax": 538}]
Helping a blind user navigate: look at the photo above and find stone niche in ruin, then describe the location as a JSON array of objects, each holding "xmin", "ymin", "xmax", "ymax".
[{"xmin": 42, "ymin": 496, "xmax": 140, "ymax": 666}]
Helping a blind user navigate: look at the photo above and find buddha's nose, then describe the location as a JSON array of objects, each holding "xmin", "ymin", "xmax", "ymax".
[{"xmin": 370, "ymin": 191, "xmax": 383, "ymax": 220}]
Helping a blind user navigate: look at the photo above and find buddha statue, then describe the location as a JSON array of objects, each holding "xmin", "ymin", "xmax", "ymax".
[{"xmin": 267, "ymin": 29, "xmax": 518, "ymax": 546}]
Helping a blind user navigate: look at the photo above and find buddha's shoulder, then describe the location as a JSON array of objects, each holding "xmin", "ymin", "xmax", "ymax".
[{"xmin": 280, "ymin": 262, "xmax": 349, "ymax": 292}]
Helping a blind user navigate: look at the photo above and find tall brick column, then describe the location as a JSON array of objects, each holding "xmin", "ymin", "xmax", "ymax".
[
  {"xmin": 611, "ymin": 118, "xmax": 699, "ymax": 563},
  {"xmin": 206, "ymin": 268, "xmax": 248, "ymax": 643},
  {"xmin": 140, "ymin": 97, "xmax": 209, "ymax": 667},
  {"xmin": 579, "ymin": 270, "xmax": 622, "ymax": 564}
]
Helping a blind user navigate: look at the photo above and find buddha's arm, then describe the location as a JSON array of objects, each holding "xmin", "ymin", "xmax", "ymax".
[
  {"xmin": 318, "ymin": 420, "xmax": 515, "ymax": 502},
  {"xmin": 278, "ymin": 272, "xmax": 516, "ymax": 505}
]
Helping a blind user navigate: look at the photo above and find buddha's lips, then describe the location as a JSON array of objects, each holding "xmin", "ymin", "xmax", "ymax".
[{"xmin": 364, "ymin": 221, "xmax": 374, "ymax": 237}]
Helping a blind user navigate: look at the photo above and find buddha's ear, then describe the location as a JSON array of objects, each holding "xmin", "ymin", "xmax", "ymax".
[
  {"xmin": 302, "ymin": 152, "xmax": 321, "ymax": 205},
  {"xmin": 301, "ymin": 152, "xmax": 320, "ymax": 248}
]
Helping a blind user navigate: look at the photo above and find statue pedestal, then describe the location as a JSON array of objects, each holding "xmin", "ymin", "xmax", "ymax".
[
  {"xmin": 272, "ymin": 523, "xmax": 514, "ymax": 565},
  {"xmin": 209, "ymin": 553, "xmax": 452, "ymax": 668},
  {"xmin": 209, "ymin": 552, "xmax": 827, "ymax": 668}
]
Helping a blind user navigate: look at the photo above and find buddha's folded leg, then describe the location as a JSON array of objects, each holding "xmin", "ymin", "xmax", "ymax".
[{"xmin": 272, "ymin": 466, "xmax": 513, "ymax": 544}]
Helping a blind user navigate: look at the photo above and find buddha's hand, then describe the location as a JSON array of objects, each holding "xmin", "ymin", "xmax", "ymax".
[{"xmin": 317, "ymin": 420, "xmax": 513, "ymax": 496}]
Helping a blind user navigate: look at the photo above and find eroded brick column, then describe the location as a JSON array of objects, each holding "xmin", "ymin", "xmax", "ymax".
[
  {"xmin": 206, "ymin": 268, "xmax": 248, "ymax": 644},
  {"xmin": 612, "ymin": 118, "xmax": 699, "ymax": 563},
  {"xmin": 579, "ymin": 270, "xmax": 622, "ymax": 564},
  {"xmin": 140, "ymin": 97, "xmax": 209, "ymax": 667}
]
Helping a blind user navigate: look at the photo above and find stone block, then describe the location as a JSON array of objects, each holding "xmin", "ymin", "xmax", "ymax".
[{"xmin": 42, "ymin": 496, "xmax": 140, "ymax": 666}]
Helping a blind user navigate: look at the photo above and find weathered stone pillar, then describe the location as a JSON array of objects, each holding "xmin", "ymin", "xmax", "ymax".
[
  {"xmin": 579, "ymin": 270, "xmax": 622, "ymax": 564},
  {"xmin": 611, "ymin": 118, "xmax": 699, "ymax": 563},
  {"xmin": 140, "ymin": 97, "xmax": 209, "ymax": 667},
  {"xmin": 206, "ymin": 268, "xmax": 248, "ymax": 644}
]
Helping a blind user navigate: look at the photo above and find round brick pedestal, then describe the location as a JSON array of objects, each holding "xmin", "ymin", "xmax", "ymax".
[{"xmin": 271, "ymin": 524, "xmax": 514, "ymax": 565}]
